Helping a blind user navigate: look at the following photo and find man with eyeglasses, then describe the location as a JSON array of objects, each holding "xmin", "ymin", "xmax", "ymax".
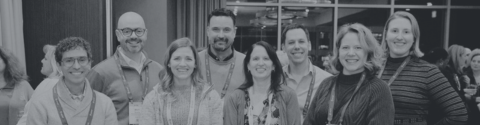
[
  {"xmin": 197, "ymin": 8, "xmax": 245, "ymax": 100},
  {"xmin": 86, "ymin": 12, "xmax": 164, "ymax": 125},
  {"xmin": 27, "ymin": 37, "xmax": 118, "ymax": 125}
]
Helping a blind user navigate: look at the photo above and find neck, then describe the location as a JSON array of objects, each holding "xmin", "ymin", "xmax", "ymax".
[
  {"xmin": 121, "ymin": 47, "xmax": 142, "ymax": 63},
  {"xmin": 252, "ymin": 77, "xmax": 271, "ymax": 95},
  {"xmin": 64, "ymin": 78, "xmax": 85, "ymax": 95},
  {"xmin": 289, "ymin": 59, "xmax": 310, "ymax": 75},
  {"xmin": 173, "ymin": 77, "xmax": 192, "ymax": 90},
  {"xmin": 473, "ymin": 70, "xmax": 480, "ymax": 77},
  {"xmin": 210, "ymin": 45, "xmax": 233, "ymax": 61},
  {"xmin": 343, "ymin": 68, "xmax": 365, "ymax": 75},
  {"xmin": 389, "ymin": 51, "xmax": 409, "ymax": 58}
]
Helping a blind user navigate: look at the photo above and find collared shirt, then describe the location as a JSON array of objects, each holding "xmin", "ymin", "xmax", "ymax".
[
  {"xmin": 283, "ymin": 61, "xmax": 332, "ymax": 112},
  {"xmin": 118, "ymin": 47, "xmax": 147, "ymax": 74},
  {"xmin": 208, "ymin": 46, "xmax": 234, "ymax": 61},
  {"xmin": 61, "ymin": 79, "xmax": 87, "ymax": 104}
]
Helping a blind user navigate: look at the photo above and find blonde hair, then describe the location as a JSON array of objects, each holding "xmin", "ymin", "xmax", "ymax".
[
  {"xmin": 447, "ymin": 45, "xmax": 465, "ymax": 74},
  {"xmin": 381, "ymin": 11, "xmax": 424, "ymax": 58},
  {"xmin": 330, "ymin": 23, "xmax": 384, "ymax": 75},
  {"xmin": 161, "ymin": 37, "xmax": 204, "ymax": 92},
  {"xmin": 43, "ymin": 45, "xmax": 62, "ymax": 78}
]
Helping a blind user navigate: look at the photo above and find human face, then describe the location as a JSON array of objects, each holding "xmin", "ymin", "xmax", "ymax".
[
  {"xmin": 465, "ymin": 48, "xmax": 472, "ymax": 66},
  {"xmin": 339, "ymin": 32, "xmax": 366, "ymax": 75},
  {"xmin": 41, "ymin": 54, "xmax": 53, "ymax": 76},
  {"xmin": 386, "ymin": 18, "xmax": 414, "ymax": 58},
  {"xmin": 116, "ymin": 16, "xmax": 147, "ymax": 54},
  {"xmin": 169, "ymin": 47, "xmax": 195, "ymax": 80},
  {"xmin": 207, "ymin": 16, "xmax": 236, "ymax": 52},
  {"xmin": 471, "ymin": 55, "xmax": 480, "ymax": 71},
  {"xmin": 248, "ymin": 46, "xmax": 274, "ymax": 80},
  {"xmin": 60, "ymin": 47, "xmax": 91, "ymax": 85},
  {"xmin": 283, "ymin": 28, "xmax": 311, "ymax": 65}
]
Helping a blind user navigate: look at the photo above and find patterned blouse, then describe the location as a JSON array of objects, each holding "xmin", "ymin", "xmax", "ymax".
[{"xmin": 243, "ymin": 91, "xmax": 280, "ymax": 125}]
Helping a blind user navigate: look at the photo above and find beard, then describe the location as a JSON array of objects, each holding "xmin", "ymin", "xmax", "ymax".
[
  {"xmin": 122, "ymin": 38, "xmax": 143, "ymax": 53},
  {"xmin": 212, "ymin": 37, "xmax": 231, "ymax": 52}
]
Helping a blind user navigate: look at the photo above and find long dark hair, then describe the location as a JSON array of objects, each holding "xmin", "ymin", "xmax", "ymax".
[
  {"xmin": 0, "ymin": 47, "xmax": 28, "ymax": 86},
  {"xmin": 238, "ymin": 41, "xmax": 285, "ymax": 94}
]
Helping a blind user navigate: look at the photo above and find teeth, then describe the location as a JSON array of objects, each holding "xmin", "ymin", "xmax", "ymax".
[
  {"xmin": 177, "ymin": 69, "xmax": 188, "ymax": 72},
  {"xmin": 394, "ymin": 42, "xmax": 405, "ymax": 45},
  {"xmin": 256, "ymin": 68, "xmax": 266, "ymax": 72},
  {"xmin": 71, "ymin": 72, "xmax": 82, "ymax": 75},
  {"xmin": 346, "ymin": 59, "xmax": 358, "ymax": 63}
]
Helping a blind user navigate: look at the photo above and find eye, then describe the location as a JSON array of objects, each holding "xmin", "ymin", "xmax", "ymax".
[
  {"xmin": 173, "ymin": 57, "xmax": 181, "ymax": 61},
  {"xmin": 264, "ymin": 57, "xmax": 271, "ymax": 61},
  {"xmin": 252, "ymin": 57, "xmax": 259, "ymax": 61},
  {"xmin": 211, "ymin": 27, "xmax": 221, "ymax": 32},
  {"xmin": 403, "ymin": 30, "xmax": 410, "ymax": 34},
  {"xmin": 186, "ymin": 56, "xmax": 193, "ymax": 61},
  {"xmin": 391, "ymin": 29, "xmax": 398, "ymax": 33},
  {"xmin": 341, "ymin": 46, "xmax": 349, "ymax": 50},
  {"xmin": 287, "ymin": 41, "xmax": 295, "ymax": 45},
  {"xmin": 355, "ymin": 46, "xmax": 362, "ymax": 50},
  {"xmin": 299, "ymin": 40, "xmax": 306, "ymax": 44}
]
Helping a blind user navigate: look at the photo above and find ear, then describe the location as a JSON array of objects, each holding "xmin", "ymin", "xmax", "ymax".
[{"xmin": 115, "ymin": 30, "xmax": 122, "ymax": 42}]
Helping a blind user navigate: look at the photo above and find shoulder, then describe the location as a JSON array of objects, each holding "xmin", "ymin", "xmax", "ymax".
[
  {"xmin": 277, "ymin": 85, "xmax": 297, "ymax": 99},
  {"xmin": 15, "ymin": 80, "xmax": 33, "ymax": 92},
  {"xmin": 147, "ymin": 60, "xmax": 164, "ymax": 70},
  {"xmin": 234, "ymin": 50, "xmax": 246, "ymax": 59},
  {"xmin": 409, "ymin": 58, "xmax": 438, "ymax": 71},
  {"xmin": 313, "ymin": 65, "xmax": 332, "ymax": 77},
  {"xmin": 365, "ymin": 77, "xmax": 389, "ymax": 90},
  {"xmin": 94, "ymin": 91, "xmax": 114, "ymax": 104},
  {"xmin": 91, "ymin": 57, "xmax": 117, "ymax": 74}
]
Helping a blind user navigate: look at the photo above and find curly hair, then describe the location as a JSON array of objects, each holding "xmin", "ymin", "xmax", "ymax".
[
  {"xmin": 330, "ymin": 23, "xmax": 384, "ymax": 75},
  {"xmin": 0, "ymin": 47, "xmax": 28, "ymax": 86},
  {"xmin": 55, "ymin": 37, "xmax": 92, "ymax": 64}
]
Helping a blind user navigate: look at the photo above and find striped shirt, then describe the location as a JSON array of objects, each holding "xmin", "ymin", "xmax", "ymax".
[{"xmin": 380, "ymin": 56, "xmax": 468, "ymax": 125}]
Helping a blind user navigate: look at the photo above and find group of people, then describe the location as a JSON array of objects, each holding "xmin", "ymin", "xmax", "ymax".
[{"xmin": 0, "ymin": 7, "xmax": 477, "ymax": 125}]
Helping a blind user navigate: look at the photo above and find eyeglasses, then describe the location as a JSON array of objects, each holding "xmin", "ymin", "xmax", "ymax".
[
  {"xmin": 210, "ymin": 27, "xmax": 233, "ymax": 33},
  {"xmin": 117, "ymin": 28, "xmax": 146, "ymax": 37},
  {"xmin": 61, "ymin": 57, "xmax": 90, "ymax": 67}
]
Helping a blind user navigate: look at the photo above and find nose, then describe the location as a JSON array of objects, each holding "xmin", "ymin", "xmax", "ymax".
[
  {"xmin": 178, "ymin": 59, "xmax": 187, "ymax": 66},
  {"xmin": 395, "ymin": 32, "xmax": 404, "ymax": 40},
  {"xmin": 346, "ymin": 49, "xmax": 356, "ymax": 56},
  {"xmin": 72, "ymin": 60, "xmax": 81, "ymax": 69},
  {"xmin": 293, "ymin": 42, "xmax": 300, "ymax": 49}
]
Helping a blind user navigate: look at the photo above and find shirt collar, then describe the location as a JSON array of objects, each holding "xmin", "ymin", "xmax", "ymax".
[
  {"xmin": 118, "ymin": 47, "xmax": 147, "ymax": 66},
  {"xmin": 61, "ymin": 78, "xmax": 87, "ymax": 101},
  {"xmin": 207, "ymin": 46, "xmax": 235, "ymax": 61},
  {"xmin": 284, "ymin": 60, "xmax": 315, "ymax": 77}
]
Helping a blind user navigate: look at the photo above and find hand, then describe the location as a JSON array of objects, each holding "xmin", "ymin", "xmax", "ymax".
[
  {"xmin": 463, "ymin": 75, "xmax": 471, "ymax": 84},
  {"xmin": 476, "ymin": 97, "xmax": 480, "ymax": 103},
  {"xmin": 465, "ymin": 94, "xmax": 473, "ymax": 101}
]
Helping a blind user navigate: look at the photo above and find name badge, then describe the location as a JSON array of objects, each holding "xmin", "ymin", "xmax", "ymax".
[{"xmin": 129, "ymin": 102, "xmax": 142, "ymax": 124}]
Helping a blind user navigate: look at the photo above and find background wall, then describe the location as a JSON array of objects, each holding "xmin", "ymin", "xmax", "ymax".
[{"xmin": 23, "ymin": 0, "xmax": 106, "ymax": 88}]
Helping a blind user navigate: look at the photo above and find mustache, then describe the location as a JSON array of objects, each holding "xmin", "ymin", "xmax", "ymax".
[
  {"xmin": 126, "ymin": 38, "xmax": 142, "ymax": 44},
  {"xmin": 214, "ymin": 37, "xmax": 228, "ymax": 43}
]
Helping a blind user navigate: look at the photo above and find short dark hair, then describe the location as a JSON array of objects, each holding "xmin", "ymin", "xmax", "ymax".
[
  {"xmin": 207, "ymin": 8, "xmax": 236, "ymax": 26},
  {"xmin": 55, "ymin": 37, "xmax": 92, "ymax": 64},
  {"xmin": 239, "ymin": 41, "xmax": 285, "ymax": 94},
  {"xmin": 281, "ymin": 23, "xmax": 310, "ymax": 44}
]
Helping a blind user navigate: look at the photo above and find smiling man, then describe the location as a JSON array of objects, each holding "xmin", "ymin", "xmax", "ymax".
[
  {"xmin": 198, "ymin": 8, "xmax": 245, "ymax": 99},
  {"xmin": 86, "ymin": 12, "xmax": 164, "ymax": 125},
  {"xmin": 281, "ymin": 24, "xmax": 332, "ymax": 120},
  {"xmin": 27, "ymin": 37, "xmax": 118, "ymax": 125}
]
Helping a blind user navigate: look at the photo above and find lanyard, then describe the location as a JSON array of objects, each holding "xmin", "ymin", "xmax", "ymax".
[
  {"xmin": 166, "ymin": 85, "xmax": 196, "ymax": 125},
  {"xmin": 114, "ymin": 54, "xmax": 150, "ymax": 102},
  {"xmin": 377, "ymin": 56, "xmax": 411, "ymax": 86},
  {"xmin": 204, "ymin": 52, "xmax": 235, "ymax": 98},
  {"xmin": 302, "ymin": 69, "xmax": 316, "ymax": 117},
  {"xmin": 247, "ymin": 87, "xmax": 274, "ymax": 125},
  {"xmin": 327, "ymin": 72, "xmax": 365, "ymax": 125},
  {"xmin": 53, "ymin": 84, "xmax": 96, "ymax": 125}
]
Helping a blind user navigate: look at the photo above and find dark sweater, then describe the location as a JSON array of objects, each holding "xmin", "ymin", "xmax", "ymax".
[
  {"xmin": 303, "ymin": 71, "xmax": 395, "ymax": 125},
  {"xmin": 381, "ymin": 56, "xmax": 468, "ymax": 125}
]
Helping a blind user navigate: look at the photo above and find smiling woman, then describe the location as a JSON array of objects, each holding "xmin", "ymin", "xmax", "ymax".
[
  {"xmin": 304, "ymin": 23, "xmax": 394, "ymax": 125},
  {"xmin": 140, "ymin": 37, "xmax": 223, "ymax": 125}
]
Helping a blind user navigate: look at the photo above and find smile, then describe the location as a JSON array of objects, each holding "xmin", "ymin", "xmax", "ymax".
[{"xmin": 345, "ymin": 59, "xmax": 359, "ymax": 63}]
